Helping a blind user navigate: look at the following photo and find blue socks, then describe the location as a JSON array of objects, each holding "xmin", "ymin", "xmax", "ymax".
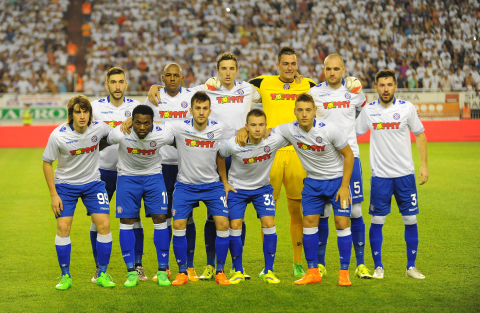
[
  {"xmin": 303, "ymin": 227, "xmax": 319, "ymax": 269},
  {"xmin": 317, "ymin": 217, "xmax": 329, "ymax": 266},
  {"xmin": 55, "ymin": 235, "xmax": 71, "ymax": 276},
  {"xmin": 96, "ymin": 233, "xmax": 112, "ymax": 275},
  {"xmin": 337, "ymin": 228, "xmax": 352, "ymax": 270},
  {"xmin": 89, "ymin": 223, "xmax": 98, "ymax": 267},
  {"xmin": 205, "ymin": 217, "xmax": 216, "ymax": 267},
  {"xmin": 133, "ymin": 221, "xmax": 144, "ymax": 266},
  {"xmin": 154, "ymin": 222, "xmax": 170, "ymax": 270},
  {"xmin": 119, "ymin": 224, "xmax": 136, "ymax": 270},
  {"xmin": 370, "ymin": 222, "xmax": 384, "ymax": 269},
  {"xmin": 186, "ymin": 216, "xmax": 196, "ymax": 268},
  {"xmin": 229, "ymin": 229, "xmax": 243, "ymax": 273},
  {"xmin": 215, "ymin": 230, "xmax": 230, "ymax": 273},
  {"xmin": 172, "ymin": 229, "xmax": 187, "ymax": 273},
  {"xmin": 263, "ymin": 226, "xmax": 277, "ymax": 273},
  {"xmin": 405, "ymin": 223, "xmax": 419, "ymax": 269},
  {"xmin": 351, "ymin": 216, "xmax": 366, "ymax": 266}
]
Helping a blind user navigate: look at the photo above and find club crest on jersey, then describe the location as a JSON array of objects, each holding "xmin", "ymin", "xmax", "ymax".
[
  {"xmin": 185, "ymin": 139, "xmax": 214, "ymax": 148},
  {"xmin": 345, "ymin": 93, "xmax": 352, "ymax": 100},
  {"xmin": 117, "ymin": 206, "xmax": 123, "ymax": 214},
  {"xmin": 316, "ymin": 137, "xmax": 323, "ymax": 143},
  {"xmin": 296, "ymin": 142, "xmax": 325, "ymax": 152},
  {"xmin": 393, "ymin": 113, "xmax": 400, "ymax": 120},
  {"xmin": 243, "ymin": 153, "xmax": 272, "ymax": 164},
  {"xmin": 70, "ymin": 144, "xmax": 99, "ymax": 156},
  {"xmin": 283, "ymin": 84, "xmax": 290, "ymax": 90},
  {"xmin": 91, "ymin": 135, "xmax": 98, "ymax": 143},
  {"xmin": 181, "ymin": 101, "xmax": 188, "ymax": 108},
  {"xmin": 264, "ymin": 146, "xmax": 271, "ymax": 153},
  {"xmin": 150, "ymin": 141, "xmax": 157, "ymax": 147},
  {"xmin": 207, "ymin": 132, "xmax": 214, "ymax": 139},
  {"xmin": 238, "ymin": 89, "xmax": 244, "ymax": 95},
  {"xmin": 373, "ymin": 122, "xmax": 401, "ymax": 130},
  {"xmin": 323, "ymin": 101, "xmax": 350, "ymax": 109},
  {"xmin": 125, "ymin": 111, "xmax": 132, "ymax": 117}
]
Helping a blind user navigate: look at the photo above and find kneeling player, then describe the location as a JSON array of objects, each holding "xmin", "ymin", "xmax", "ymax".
[
  {"xmin": 274, "ymin": 94, "xmax": 355, "ymax": 286},
  {"xmin": 42, "ymin": 95, "xmax": 115, "ymax": 290},
  {"xmin": 219, "ymin": 109, "xmax": 288, "ymax": 284},
  {"xmin": 355, "ymin": 70, "xmax": 428, "ymax": 279},
  {"xmin": 107, "ymin": 105, "xmax": 175, "ymax": 287}
]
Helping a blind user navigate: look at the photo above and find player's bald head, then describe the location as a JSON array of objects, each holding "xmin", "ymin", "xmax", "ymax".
[
  {"xmin": 324, "ymin": 54, "xmax": 345, "ymax": 67},
  {"xmin": 163, "ymin": 63, "xmax": 183, "ymax": 75}
]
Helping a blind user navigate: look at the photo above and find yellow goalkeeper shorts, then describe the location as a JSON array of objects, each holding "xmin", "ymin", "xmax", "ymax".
[{"xmin": 270, "ymin": 150, "xmax": 306, "ymax": 200}]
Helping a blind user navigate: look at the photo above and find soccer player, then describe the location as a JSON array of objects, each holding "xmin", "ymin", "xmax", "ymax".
[
  {"xmin": 355, "ymin": 70, "xmax": 428, "ymax": 279},
  {"xmin": 273, "ymin": 93, "xmax": 355, "ymax": 287},
  {"xmin": 42, "ymin": 95, "xmax": 115, "ymax": 290},
  {"xmin": 107, "ymin": 105, "xmax": 175, "ymax": 287},
  {"xmin": 90, "ymin": 67, "xmax": 146, "ymax": 283},
  {"xmin": 165, "ymin": 91, "xmax": 236, "ymax": 286},
  {"xmin": 218, "ymin": 108, "xmax": 288, "ymax": 284},
  {"xmin": 147, "ymin": 53, "xmax": 260, "ymax": 280},
  {"xmin": 308, "ymin": 54, "xmax": 372, "ymax": 279}
]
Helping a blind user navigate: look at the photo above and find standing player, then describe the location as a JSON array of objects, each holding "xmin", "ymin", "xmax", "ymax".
[
  {"xmin": 166, "ymin": 91, "xmax": 236, "ymax": 286},
  {"xmin": 308, "ymin": 54, "xmax": 372, "ymax": 279},
  {"xmin": 107, "ymin": 105, "xmax": 175, "ymax": 287},
  {"xmin": 43, "ymin": 95, "xmax": 116, "ymax": 290},
  {"xmin": 218, "ymin": 108, "xmax": 288, "ymax": 284},
  {"xmin": 90, "ymin": 67, "xmax": 147, "ymax": 283},
  {"xmin": 147, "ymin": 53, "xmax": 260, "ymax": 280},
  {"xmin": 274, "ymin": 93, "xmax": 355, "ymax": 287},
  {"xmin": 355, "ymin": 70, "xmax": 428, "ymax": 279}
]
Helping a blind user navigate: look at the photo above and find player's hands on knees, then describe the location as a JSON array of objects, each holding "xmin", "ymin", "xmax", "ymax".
[
  {"xmin": 418, "ymin": 166, "xmax": 429, "ymax": 185},
  {"xmin": 51, "ymin": 194, "xmax": 63, "ymax": 217},
  {"xmin": 120, "ymin": 117, "xmax": 133, "ymax": 134},
  {"xmin": 147, "ymin": 85, "xmax": 162, "ymax": 105},
  {"xmin": 335, "ymin": 186, "xmax": 352, "ymax": 209},
  {"xmin": 235, "ymin": 127, "xmax": 248, "ymax": 146},
  {"xmin": 223, "ymin": 183, "xmax": 237, "ymax": 200},
  {"xmin": 294, "ymin": 71, "xmax": 303, "ymax": 84}
]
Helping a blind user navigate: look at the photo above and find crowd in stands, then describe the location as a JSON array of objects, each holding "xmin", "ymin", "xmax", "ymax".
[{"xmin": 1, "ymin": 0, "xmax": 480, "ymax": 95}]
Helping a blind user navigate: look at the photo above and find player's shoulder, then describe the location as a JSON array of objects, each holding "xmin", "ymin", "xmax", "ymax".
[
  {"xmin": 91, "ymin": 96, "xmax": 108, "ymax": 106},
  {"xmin": 249, "ymin": 75, "xmax": 268, "ymax": 88},
  {"xmin": 394, "ymin": 98, "xmax": 413, "ymax": 108},
  {"xmin": 52, "ymin": 123, "xmax": 69, "ymax": 137},
  {"xmin": 363, "ymin": 99, "xmax": 379, "ymax": 110},
  {"xmin": 266, "ymin": 131, "xmax": 286, "ymax": 143},
  {"xmin": 302, "ymin": 78, "xmax": 317, "ymax": 88},
  {"xmin": 124, "ymin": 97, "xmax": 141, "ymax": 107}
]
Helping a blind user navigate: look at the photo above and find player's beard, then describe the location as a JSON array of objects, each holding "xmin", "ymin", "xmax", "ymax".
[
  {"xmin": 110, "ymin": 89, "xmax": 124, "ymax": 100},
  {"xmin": 380, "ymin": 93, "xmax": 394, "ymax": 105}
]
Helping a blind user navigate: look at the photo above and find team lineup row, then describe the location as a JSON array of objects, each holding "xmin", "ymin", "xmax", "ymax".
[{"xmin": 43, "ymin": 48, "xmax": 429, "ymax": 290}]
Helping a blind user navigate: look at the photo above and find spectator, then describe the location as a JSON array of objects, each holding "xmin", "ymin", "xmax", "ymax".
[
  {"xmin": 66, "ymin": 41, "xmax": 77, "ymax": 65},
  {"xmin": 82, "ymin": 0, "xmax": 92, "ymax": 22},
  {"xmin": 440, "ymin": 73, "xmax": 453, "ymax": 91},
  {"xmin": 22, "ymin": 104, "xmax": 32, "ymax": 126},
  {"xmin": 462, "ymin": 102, "xmax": 471, "ymax": 119},
  {"xmin": 465, "ymin": 73, "xmax": 477, "ymax": 91},
  {"xmin": 408, "ymin": 72, "xmax": 418, "ymax": 90},
  {"xmin": 397, "ymin": 73, "xmax": 408, "ymax": 89},
  {"xmin": 452, "ymin": 70, "xmax": 464, "ymax": 90},
  {"xmin": 422, "ymin": 72, "xmax": 431, "ymax": 90}
]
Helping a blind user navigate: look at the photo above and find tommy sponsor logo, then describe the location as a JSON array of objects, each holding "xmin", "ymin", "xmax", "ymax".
[
  {"xmin": 160, "ymin": 110, "xmax": 188, "ymax": 118},
  {"xmin": 104, "ymin": 120, "xmax": 123, "ymax": 128},
  {"xmin": 216, "ymin": 96, "xmax": 245, "ymax": 104},
  {"xmin": 127, "ymin": 147, "xmax": 157, "ymax": 155},
  {"xmin": 373, "ymin": 122, "xmax": 401, "ymax": 130},
  {"xmin": 242, "ymin": 153, "xmax": 272, "ymax": 164},
  {"xmin": 270, "ymin": 93, "xmax": 299, "ymax": 101},
  {"xmin": 323, "ymin": 101, "xmax": 350, "ymax": 109},
  {"xmin": 296, "ymin": 142, "xmax": 325, "ymax": 152},
  {"xmin": 69, "ymin": 143, "xmax": 99, "ymax": 156},
  {"xmin": 185, "ymin": 139, "xmax": 214, "ymax": 148}
]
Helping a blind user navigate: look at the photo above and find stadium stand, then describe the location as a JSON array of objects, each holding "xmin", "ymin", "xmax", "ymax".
[{"xmin": 0, "ymin": 0, "xmax": 479, "ymax": 94}]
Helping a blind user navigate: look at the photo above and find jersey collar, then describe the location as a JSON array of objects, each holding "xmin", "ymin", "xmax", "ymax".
[
  {"xmin": 219, "ymin": 81, "xmax": 237, "ymax": 91},
  {"xmin": 325, "ymin": 79, "xmax": 345, "ymax": 88},
  {"xmin": 376, "ymin": 97, "xmax": 397, "ymax": 106},
  {"xmin": 106, "ymin": 95, "xmax": 126, "ymax": 104}
]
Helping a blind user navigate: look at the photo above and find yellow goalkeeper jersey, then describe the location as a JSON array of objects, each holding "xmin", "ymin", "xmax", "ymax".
[{"xmin": 249, "ymin": 75, "xmax": 317, "ymax": 149}]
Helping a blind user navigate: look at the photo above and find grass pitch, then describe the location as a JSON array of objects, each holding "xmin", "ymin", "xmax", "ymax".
[{"xmin": 1, "ymin": 142, "xmax": 480, "ymax": 312}]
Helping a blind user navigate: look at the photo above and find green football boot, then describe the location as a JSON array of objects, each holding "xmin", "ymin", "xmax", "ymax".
[
  {"xmin": 97, "ymin": 272, "xmax": 116, "ymax": 288},
  {"xmin": 123, "ymin": 271, "xmax": 139, "ymax": 287},
  {"xmin": 293, "ymin": 262, "xmax": 306, "ymax": 278},
  {"xmin": 157, "ymin": 271, "xmax": 171, "ymax": 286},
  {"xmin": 55, "ymin": 274, "xmax": 72, "ymax": 290}
]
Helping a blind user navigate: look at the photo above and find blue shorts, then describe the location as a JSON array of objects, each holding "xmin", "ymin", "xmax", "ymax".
[
  {"xmin": 116, "ymin": 174, "xmax": 168, "ymax": 218},
  {"xmin": 228, "ymin": 185, "xmax": 276, "ymax": 220},
  {"xmin": 302, "ymin": 177, "xmax": 351, "ymax": 217},
  {"xmin": 172, "ymin": 181, "xmax": 229, "ymax": 220},
  {"xmin": 100, "ymin": 169, "xmax": 118, "ymax": 201},
  {"xmin": 350, "ymin": 157, "xmax": 364, "ymax": 204},
  {"xmin": 55, "ymin": 181, "xmax": 110, "ymax": 218},
  {"xmin": 369, "ymin": 174, "xmax": 419, "ymax": 216}
]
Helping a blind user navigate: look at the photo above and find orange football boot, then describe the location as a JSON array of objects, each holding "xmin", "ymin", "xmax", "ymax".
[
  {"xmin": 172, "ymin": 273, "xmax": 189, "ymax": 286},
  {"xmin": 187, "ymin": 268, "xmax": 200, "ymax": 281},
  {"xmin": 338, "ymin": 269, "xmax": 352, "ymax": 287},
  {"xmin": 215, "ymin": 271, "xmax": 231, "ymax": 285},
  {"xmin": 294, "ymin": 268, "xmax": 322, "ymax": 285}
]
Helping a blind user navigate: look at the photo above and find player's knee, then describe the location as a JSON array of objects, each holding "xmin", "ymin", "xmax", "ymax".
[
  {"xmin": 230, "ymin": 219, "xmax": 243, "ymax": 230},
  {"xmin": 151, "ymin": 214, "xmax": 166, "ymax": 224},
  {"xmin": 56, "ymin": 223, "xmax": 71, "ymax": 236},
  {"xmin": 173, "ymin": 219, "xmax": 187, "ymax": 230},
  {"xmin": 303, "ymin": 215, "xmax": 319, "ymax": 228},
  {"xmin": 120, "ymin": 218, "xmax": 135, "ymax": 225},
  {"xmin": 402, "ymin": 215, "xmax": 417, "ymax": 225},
  {"xmin": 371, "ymin": 215, "xmax": 387, "ymax": 225},
  {"xmin": 95, "ymin": 219, "xmax": 111, "ymax": 234},
  {"xmin": 260, "ymin": 217, "xmax": 275, "ymax": 228},
  {"xmin": 334, "ymin": 216, "xmax": 350, "ymax": 229},
  {"xmin": 351, "ymin": 202, "xmax": 363, "ymax": 218},
  {"xmin": 214, "ymin": 217, "xmax": 229, "ymax": 231}
]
